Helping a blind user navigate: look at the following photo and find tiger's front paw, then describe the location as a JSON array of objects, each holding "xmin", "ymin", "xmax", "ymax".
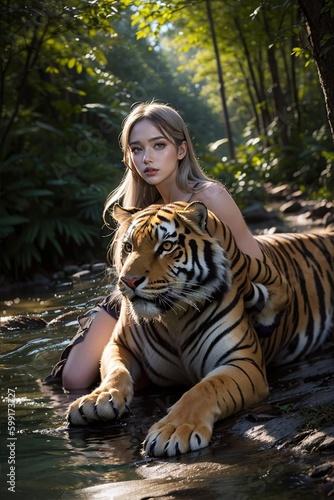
[
  {"xmin": 143, "ymin": 419, "xmax": 212, "ymax": 457},
  {"xmin": 67, "ymin": 388, "xmax": 131, "ymax": 426}
]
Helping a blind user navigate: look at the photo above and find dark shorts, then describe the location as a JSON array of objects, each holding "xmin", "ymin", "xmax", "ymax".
[{"xmin": 44, "ymin": 294, "xmax": 120, "ymax": 385}]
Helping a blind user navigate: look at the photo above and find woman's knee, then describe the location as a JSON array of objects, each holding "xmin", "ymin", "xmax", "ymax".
[{"xmin": 62, "ymin": 358, "xmax": 99, "ymax": 390}]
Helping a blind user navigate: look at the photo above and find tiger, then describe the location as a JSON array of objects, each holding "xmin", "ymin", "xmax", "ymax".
[{"xmin": 67, "ymin": 201, "xmax": 334, "ymax": 457}]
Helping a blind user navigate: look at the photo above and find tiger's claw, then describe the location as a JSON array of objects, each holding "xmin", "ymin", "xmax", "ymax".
[
  {"xmin": 143, "ymin": 422, "xmax": 212, "ymax": 457},
  {"xmin": 67, "ymin": 388, "xmax": 130, "ymax": 425}
]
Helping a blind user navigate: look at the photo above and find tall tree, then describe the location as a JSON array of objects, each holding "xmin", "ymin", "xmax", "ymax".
[
  {"xmin": 297, "ymin": 0, "xmax": 334, "ymax": 141},
  {"xmin": 205, "ymin": 0, "xmax": 235, "ymax": 158},
  {"xmin": 261, "ymin": 5, "xmax": 289, "ymax": 146}
]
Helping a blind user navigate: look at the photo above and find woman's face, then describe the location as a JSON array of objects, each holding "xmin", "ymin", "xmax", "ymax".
[{"xmin": 128, "ymin": 119, "xmax": 186, "ymax": 188}]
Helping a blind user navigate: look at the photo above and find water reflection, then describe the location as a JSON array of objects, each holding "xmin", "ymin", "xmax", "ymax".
[{"xmin": 0, "ymin": 279, "xmax": 329, "ymax": 499}]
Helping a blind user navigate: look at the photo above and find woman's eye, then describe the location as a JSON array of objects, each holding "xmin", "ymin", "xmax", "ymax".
[
  {"xmin": 123, "ymin": 242, "xmax": 132, "ymax": 253},
  {"xmin": 131, "ymin": 147, "xmax": 140, "ymax": 154},
  {"xmin": 155, "ymin": 142, "xmax": 165, "ymax": 150},
  {"xmin": 160, "ymin": 241, "xmax": 174, "ymax": 252}
]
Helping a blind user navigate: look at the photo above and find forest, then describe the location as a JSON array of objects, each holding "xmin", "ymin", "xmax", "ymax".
[{"xmin": 1, "ymin": 0, "xmax": 334, "ymax": 284}]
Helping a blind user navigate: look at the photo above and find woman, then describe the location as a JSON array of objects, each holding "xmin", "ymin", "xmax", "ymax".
[{"xmin": 46, "ymin": 101, "xmax": 263, "ymax": 390}]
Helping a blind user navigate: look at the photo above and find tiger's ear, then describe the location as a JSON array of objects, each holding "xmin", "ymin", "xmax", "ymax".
[
  {"xmin": 177, "ymin": 201, "xmax": 208, "ymax": 232},
  {"xmin": 113, "ymin": 204, "xmax": 141, "ymax": 224}
]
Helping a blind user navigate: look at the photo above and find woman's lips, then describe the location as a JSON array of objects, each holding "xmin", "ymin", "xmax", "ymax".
[{"xmin": 144, "ymin": 167, "xmax": 159, "ymax": 176}]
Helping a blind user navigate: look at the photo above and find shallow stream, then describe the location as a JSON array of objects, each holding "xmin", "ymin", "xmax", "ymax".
[{"xmin": 0, "ymin": 279, "xmax": 332, "ymax": 499}]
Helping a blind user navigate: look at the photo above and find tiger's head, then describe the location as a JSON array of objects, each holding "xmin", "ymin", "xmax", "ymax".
[{"xmin": 111, "ymin": 202, "xmax": 231, "ymax": 322}]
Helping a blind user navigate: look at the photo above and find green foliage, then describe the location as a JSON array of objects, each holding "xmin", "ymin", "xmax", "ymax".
[
  {"xmin": 204, "ymin": 140, "xmax": 269, "ymax": 210},
  {"xmin": 299, "ymin": 402, "xmax": 334, "ymax": 430},
  {"xmin": 0, "ymin": 1, "xmax": 222, "ymax": 283},
  {"xmin": 208, "ymin": 127, "xmax": 334, "ymax": 206},
  {"xmin": 273, "ymin": 129, "xmax": 334, "ymax": 199},
  {"xmin": 273, "ymin": 400, "xmax": 334, "ymax": 432},
  {"xmin": 1, "ymin": 0, "xmax": 334, "ymax": 285},
  {"xmin": 0, "ymin": 146, "xmax": 118, "ymax": 281},
  {"xmin": 0, "ymin": 0, "xmax": 122, "ymax": 281},
  {"xmin": 127, "ymin": 0, "xmax": 333, "ymax": 169}
]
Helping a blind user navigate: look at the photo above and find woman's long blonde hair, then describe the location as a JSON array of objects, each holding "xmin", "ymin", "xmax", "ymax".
[{"xmin": 103, "ymin": 101, "xmax": 214, "ymax": 220}]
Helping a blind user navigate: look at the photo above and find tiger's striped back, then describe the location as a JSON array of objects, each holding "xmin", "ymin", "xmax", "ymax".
[{"xmin": 257, "ymin": 231, "xmax": 334, "ymax": 364}]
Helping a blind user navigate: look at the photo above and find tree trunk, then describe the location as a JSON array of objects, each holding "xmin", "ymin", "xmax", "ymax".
[
  {"xmin": 262, "ymin": 8, "xmax": 289, "ymax": 147},
  {"xmin": 237, "ymin": 60, "xmax": 261, "ymax": 136},
  {"xmin": 297, "ymin": 0, "xmax": 334, "ymax": 141},
  {"xmin": 205, "ymin": 0, "xmax": 235, "ymax": 159},
  {"xmin": 255, "ymin": 48, "xmax": 272, "ymax": 135},
  {"xmin": 233, "ymin": 16, "xmax": 263, "ymax": 136},
  {"xmin": 290, "ymin": 7, "xmax": 301, "ymax": 133}
]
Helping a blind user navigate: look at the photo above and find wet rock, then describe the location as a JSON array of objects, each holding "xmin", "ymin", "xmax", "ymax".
[
  {"xmin": 308, "ymin": 201, "xmax": 334, "ymax": 219},
  {"xmin": 309, "ymin": 463, "xmax": 333, "ymax": 479},
  {"xmin": 278, "ymin": 428, "xmax": 334, "ymax": 453},
  {"xmin": 233, "ymin": 416, "xmax": 300, "ymax": 446},
  {"xmin": 309, "ymin": 462, "xmax": 334, "ymax": 496},
  {"xmin": 0, "ymin": 314, "xmax": 48, "ymax": 332},
  {"xmin": 71, "ymin": 269, "xmax": 92, "ymax": 281},
  {"xmin": 317, "ymin": 432, "xmax": 334, "ymax": 452},
  {"xmin": 54, "ymin": 281, "xmax": 73, "ymax": 290},
  {"xmin": 280, "ymin": 200, "xmax": 303, "ymax": 214},
  {"xmin": 52, "ymin": 270, "xmax": 66, "ymax": 280},
  {"xmin": 33, "ymin": 273, "xmax": 52, "ymax": 286},
  {"xmin": 265, "ymin": 183, "xmax": 290, "ymax": 199},
  {"xmin": 63, "ymin": 264, "xmax": 81, "ymax": 275},
  {"xmin": 91, "ymin": 262, "xmax": 107, "ymax": 274},
  {"xmin": 81, "ymin": 263, "xmax": 91, "ymax": 271},
  {"xmin": 246, "ymin": 404, "xmax": 283, "ymax": 422},
  {"xmin": 324, "ymin": 211, "xmax": 334, "ymax": 227},
  {"xmin": 0, "ymin": 310, "xmax": 80, "ymax": 332},
  {"xmin": 289, "ymin": 189, "xmax": 304, "ymax": 199},
  {"xmin": 243, "ymin": 203, "xmax": 277, "ymax": 223}
]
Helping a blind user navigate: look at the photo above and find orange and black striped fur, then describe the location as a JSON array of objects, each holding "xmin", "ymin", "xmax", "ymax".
[{"xmin": 67, "ymin": 202, "xmax": 334, "ymax": 456}]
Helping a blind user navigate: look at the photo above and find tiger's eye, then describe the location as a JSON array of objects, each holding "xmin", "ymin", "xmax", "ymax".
[
  {"xmin": 161, "ymin": 241, "xmax": 174, "ymax": 252},
  {"xmin": 123, "ymin": 242, "xmax": 132, "ymax": 253}
]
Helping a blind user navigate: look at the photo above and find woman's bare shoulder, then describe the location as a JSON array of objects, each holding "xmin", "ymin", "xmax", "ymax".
[{"xmin": 195, "ymin": 181, "xmax": 227, "ymax": 200}]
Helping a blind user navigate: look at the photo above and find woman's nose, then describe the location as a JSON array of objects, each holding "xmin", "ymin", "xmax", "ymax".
[{"xmin": 143, "ymin": 149, "xmax": 153, "ymax": 163}]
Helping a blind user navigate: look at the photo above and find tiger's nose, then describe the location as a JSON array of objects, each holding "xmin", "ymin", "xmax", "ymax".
[{"xmin": 121, "ymin": 275, "xmax": 145, "ymax": 290}]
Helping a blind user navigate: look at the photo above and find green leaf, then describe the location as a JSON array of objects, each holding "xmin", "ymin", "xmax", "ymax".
[
  {"xmin": 36, "ymin": 121, "xmax": 65, "ymax": 135},
  {"xmin": 0, "ymin": 215, "xmax": 29, "ymax": 226},
  {"xmin": 45, "ymin": 66, "xmax": 59, "ymax": 74},
  {"xmin": 22, "ymin": 189, "xmax": 54, "ymax": 197},
  {"xmin": 39, "ymin": 223, "xmax": 55, "ymax": 249},
  {"xmin": 24, "ymin": 221, "xmax": 40, "ymax": 244},
  {"xmin": 291, "ymin": 47, "xmax": 302, "ymax": 57},
  {"xmin": 68, "ymin": 57, "xmax": 76, "ymax": 69},
  {"xmin": 94, "ymin": 49, "xmax": 108, "ymax": 65}
]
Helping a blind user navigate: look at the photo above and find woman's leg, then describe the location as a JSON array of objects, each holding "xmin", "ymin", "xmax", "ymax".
[{"xmin": 62, "ymin": 308, "xmax": 117, "ymax": 390}]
